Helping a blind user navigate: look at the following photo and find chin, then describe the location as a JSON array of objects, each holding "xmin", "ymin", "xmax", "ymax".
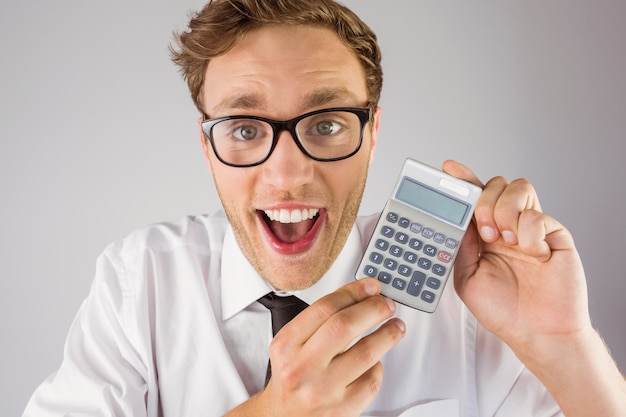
[{"xmin": 260, "ymin": 254, "xmax": 329, "ymax": 291}]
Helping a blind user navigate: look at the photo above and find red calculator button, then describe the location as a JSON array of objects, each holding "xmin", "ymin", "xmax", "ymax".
[{"xmin": 437, "ymin": 250, "xmax": 452, "ymax": 263}]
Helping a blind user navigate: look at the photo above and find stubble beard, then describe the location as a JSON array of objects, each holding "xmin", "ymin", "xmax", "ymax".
[{"xmin": 215, "ymin": 170, "xmax": 368, "ymax": 291}]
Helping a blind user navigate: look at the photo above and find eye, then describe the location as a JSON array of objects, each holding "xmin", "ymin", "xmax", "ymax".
[
  {"xmin": 314, "ymin": 120, "xmax": 341, "ymax": 136},
  {"xmin": 298, "ymin": 112, "xmax": 353, "ymax": 143},
  {"xmin": 233, "ymin": 125, "xmax": 258, "ymax": 141}
]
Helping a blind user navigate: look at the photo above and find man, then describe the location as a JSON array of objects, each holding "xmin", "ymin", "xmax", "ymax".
[{"xmin": 23, "ymin": 0, "xmax": 625, "ymax": 416}]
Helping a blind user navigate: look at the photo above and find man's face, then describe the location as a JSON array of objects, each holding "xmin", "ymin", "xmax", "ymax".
[{"xmin": 200, "ymin": 25, "xmax": 380, "ymax": 291}]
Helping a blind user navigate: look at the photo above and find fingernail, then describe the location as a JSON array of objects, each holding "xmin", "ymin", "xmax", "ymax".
[
  {"xmin": 502, "ymin": 230, "xmax": 517, "ymax": 244},
  {"xmin": 385, "ymin": 296, "xmax": 396, "ymax": 313},
  {"xmin": 363, "ymin": 279, "xmax": 380, "ymax": 296},
  {"xmin": 480, "ymin": 226, "xmax": 497, "ymax": 240},
  {"xmin": 394, "ymin": 319, "xmax": 406, "ymax": 334}
]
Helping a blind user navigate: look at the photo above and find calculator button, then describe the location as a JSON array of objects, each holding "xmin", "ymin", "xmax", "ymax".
[
  {"xmin": 403, "ymin": 251, "xmax": 418, "ymax": 264},
  {"xmin": 375, "ymin": 239, "xmax": 389, "ymax": 251},
  {"xmin": 409, "ymin": 238, "xmax": 423, "ymax": 251},
  {"xmin": 398, "ymin": 264, "xmax": 412, "ymax": 277},
  {"xmin": 369, "ymin": 252, "xmax": 384, "ymax": 264},
  {"xmin": 445, "ymin": 237, "xmax": 459, "ymax": 249},
  {"xmin": 423, "ymin": 244, "xmax": 437, "ymax": 257},
  {"xmin": 410, "ymin": 223, "xmax": 422, "ymax": 234},
  {"xmin": 381, "ymin": 226, "xmax": 395, "ymax": 238},
  {"xmin": 378, "ymin": 271, "xmax": 392, "ymax": 284},
  {"xmin": 389, "ymin": 245, "xmax": 403, "ymax": 257},
  {"xmin": 386, "ymin": 212, "xmax": 399, "ymax": 223},
  {"xmin": 363, "ymin": 265, "xmax": 377, "ymax": 277},
  {"xmin": 421, "ymin": 291, "xmax": 436, "ymax": 303},
  {"xmin": 426, "ymin": 277, "xmax": 441, "ymax": 289},
  {"xmin": 432, "ymin": 264, "xmax": 446, "ymax": 276},
  {"xmin": 434, "ymin": 232, "xmax": 446, "ymax": 244},
  {"xmin": 422, "ymin": 228, "xmax": 434, "ymax": 239},
  {"xmin": 417, "ymin": 258, "xmax": 432, "ymax": 270},
  {"xmin": 437, "ymin": 250, "xmax": 452, "ymax": 263},
  {"xmin": 407, "ymin": 271, "xmax": 426, "ymax": 296},
  {"xmin": 392, "ymin": 278, "xmax": 407, "ymax": 291},
  {"xmin": 395, "ymin": 232, "xmax": 409, "ymax": 244},
  {"xmin": 384, "ymin": 258, "xmax": 398, "ymax": 271},
  {"xmin": 398, "ymin": 217, "xmax": 410, "ymax": 228}
]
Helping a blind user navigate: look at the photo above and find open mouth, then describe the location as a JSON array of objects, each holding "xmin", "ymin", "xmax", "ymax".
[{"xmin": 258, "ymin": 207, "xmax": 324, "ymax": 254}]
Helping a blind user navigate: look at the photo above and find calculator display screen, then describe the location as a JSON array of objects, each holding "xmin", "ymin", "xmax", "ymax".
[{"xmin": 395, "ymin": 177, "xmax": 470, "ymax": 226}]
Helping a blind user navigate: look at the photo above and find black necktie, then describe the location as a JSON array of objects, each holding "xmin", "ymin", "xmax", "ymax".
[{"xmin": 258, "ymin": 292, "xmax": 309, "ymax": 386}]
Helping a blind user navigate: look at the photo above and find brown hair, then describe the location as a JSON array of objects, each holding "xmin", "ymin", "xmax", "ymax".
[{"xmin": 170, "ymin": 0, "xmax": 382, "ymax": 114}]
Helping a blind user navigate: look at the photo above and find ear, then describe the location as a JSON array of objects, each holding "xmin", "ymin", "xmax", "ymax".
[
  {"xmin": 197, "ymin": 117, "xmax": 214, "ymax": 174},
  {"xmin": 368, "ymin": 106, "xmax": 381, "ymax": 165}
]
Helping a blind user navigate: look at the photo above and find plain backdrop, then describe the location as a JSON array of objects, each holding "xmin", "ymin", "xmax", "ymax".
[{"xmin": 2, "ymin": 1, "xmax": 625, "ymax": 415}]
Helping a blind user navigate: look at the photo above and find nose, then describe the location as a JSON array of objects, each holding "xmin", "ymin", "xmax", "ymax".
[{"xmin": 261, "ymin": 130, "xmax": 314, "ymax": 191}]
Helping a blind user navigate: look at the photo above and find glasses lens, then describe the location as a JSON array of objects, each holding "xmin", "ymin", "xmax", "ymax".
[
  {"xmin": 296, "ymin": 110, "xmax": 363, "ymax": 160},
  {"xmin": 210, "ymin": 118, "xmax": 273, "ymax": 166}
]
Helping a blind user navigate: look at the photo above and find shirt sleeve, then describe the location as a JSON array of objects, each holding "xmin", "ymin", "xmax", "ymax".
[
  {"xmin": 472, "ymin": 319, "xmax": 564, "ymax": 417},
  {"xmin": 22, "ymin": 247, "xmax": 154, "ymax": 417},
  {"xmin": 493, "ymin": 367, "xmax": 564, "ymax": 417}
]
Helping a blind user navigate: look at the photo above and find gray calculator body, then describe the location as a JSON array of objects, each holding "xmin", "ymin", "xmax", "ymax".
[{"xmin": 356, "ymin": 158, "xmax": 482, "ymax": 313}]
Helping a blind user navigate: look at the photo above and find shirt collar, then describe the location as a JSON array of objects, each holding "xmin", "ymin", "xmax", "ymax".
[{"xmin": 221, "ymin": 224, "xmax": 363, "ymax": 320}]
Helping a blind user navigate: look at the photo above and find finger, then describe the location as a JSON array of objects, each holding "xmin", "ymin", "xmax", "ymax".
[
  {"xmin": 452, "ymin": 218, "xmax": 481, "ymax": 286},
  {"xmin": 331, "ymin": 317, "xmax": 405, "ymax": 386},
  {"xmin": 517, "ymin": 209, "xmax": 573, "ymax": 261},
  {"xmin": 301, "ymin": 295, "xmax": 399, "ymax": 366},
  {"xmin": 473, "ymin": 176, "xmax": 509, "ymax": 242},
  {"xmin": 441, "ymin": 159, "xmax": 485, "ymax": 188},
  {"xmin": 273, "ymin": 278, "xmax": 381, "ymax": 352},
  {"xmin": 343, "ymin": 361, "xmax": 385, "ymax": 413},
  {"xmin": 492, "ymin": 178, "xmax": 542, "ymax": 245}
]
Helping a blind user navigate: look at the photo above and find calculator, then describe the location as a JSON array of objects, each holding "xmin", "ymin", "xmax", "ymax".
[{"xmin": 355, "ymin": 158, "xmax": 482, "ymax": 313}]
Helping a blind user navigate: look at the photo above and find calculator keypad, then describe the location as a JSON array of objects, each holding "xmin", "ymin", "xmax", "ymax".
[{"xmin": 361, "ymin": 210, "xmax": 460, "ymax": 311}]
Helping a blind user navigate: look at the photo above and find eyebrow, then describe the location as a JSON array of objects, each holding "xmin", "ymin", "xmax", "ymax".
[
  {"xmin": 304, "ymin": 87, "xmax": 361, "ymax": 108},
  {"xmin": 213, "ymin": 93, "xmax": 264, "ymax": 114}
]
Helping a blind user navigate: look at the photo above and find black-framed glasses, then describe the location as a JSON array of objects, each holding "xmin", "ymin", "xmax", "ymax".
[{"xmin": 201, "ymin": 107, "xmax": 371, "ymax": 168}]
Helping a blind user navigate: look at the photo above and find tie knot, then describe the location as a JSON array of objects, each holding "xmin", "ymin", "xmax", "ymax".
[
  {"xmin": 258, "ymin": 292, "xmax": 307, "ymax": 310},
  {"xmin": 258, "ymin": 292, "xmax": 309, "ymax": 336}
]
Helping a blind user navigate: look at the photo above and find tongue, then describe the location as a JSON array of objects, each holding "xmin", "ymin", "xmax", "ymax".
[{"xmin": 269, "ymin": 218, "xmax": 316, "ymax": 243}]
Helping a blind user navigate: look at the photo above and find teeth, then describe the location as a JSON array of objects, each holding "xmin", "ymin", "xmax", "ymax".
[{"xmin": 264, "ymin": 208, "xmax": 319, "ymax": 224}]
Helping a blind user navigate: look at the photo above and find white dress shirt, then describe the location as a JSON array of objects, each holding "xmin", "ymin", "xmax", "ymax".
[{"xmin": 23, "ymin": 211, "xmax": 562, "ymax": 417}]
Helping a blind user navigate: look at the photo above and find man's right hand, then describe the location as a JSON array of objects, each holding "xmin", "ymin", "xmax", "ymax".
[{"xmin": 226, "ymin": 278, "xmax": 406, "ymax": 417}]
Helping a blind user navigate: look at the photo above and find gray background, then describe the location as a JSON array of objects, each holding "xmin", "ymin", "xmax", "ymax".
[{"xmin": 2, "ymin": 1, "xmax": 625, "ymax": 415}]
